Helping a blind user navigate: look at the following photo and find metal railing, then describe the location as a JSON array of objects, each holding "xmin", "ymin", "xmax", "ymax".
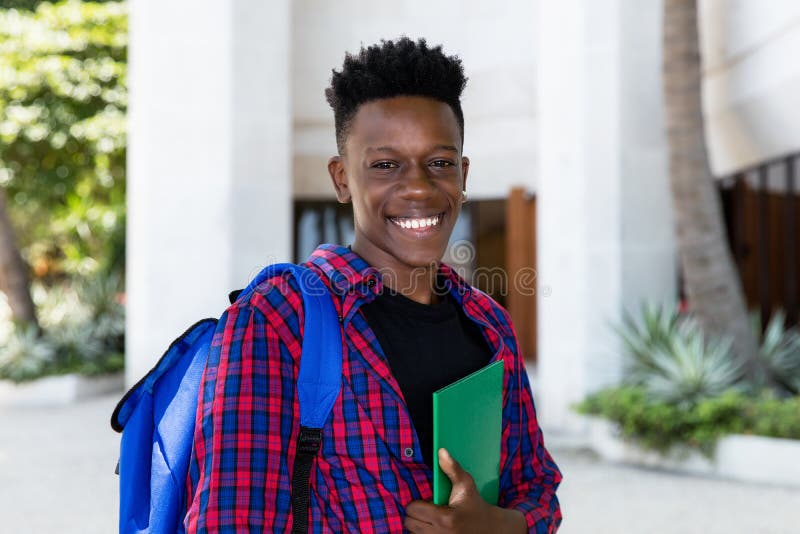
[{"xmin": 719, "ymin": 153, "xmax": 799, "ymax": 325}]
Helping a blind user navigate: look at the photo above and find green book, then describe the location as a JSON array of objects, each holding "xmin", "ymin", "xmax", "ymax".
[{"xmin": 432, "ymin": 359, "xmax": 504, "ymax": 506}]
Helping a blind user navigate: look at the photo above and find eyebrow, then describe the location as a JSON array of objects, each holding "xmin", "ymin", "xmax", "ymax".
[{"xmin": 366, "ymin": 144, "xmax": 459, "ymax": 153}]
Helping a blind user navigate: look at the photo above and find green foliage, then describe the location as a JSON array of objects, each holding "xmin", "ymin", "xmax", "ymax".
[
  {"xmin": 0, "ymin": 322, "xmax": 56, "ymax": 381},
  {"xmin": 578, "ymin": 303, "xmax": 800, "ymax": 455},
  {"xmin": 576, "ymin": 386, "xmax": 800, "ymax": 456},
  {"xmin": 750, "ymin": 310, "xmax": 800, "ymax": 396},
  {"xmin": 0, "ymin": 273, "xmax": 124, "ymax": 382},
  {"xmin": 1, "ymin": 0, "xmax": 118, "ymax": 11},
  {"xmin": 0, "ymin": 0, "xmax": 127, "ymax": 278},
  {"xmin": 618, "ymin": 304, "xmax": 744, "ymax": 406},
  {"xmin": 745, "ymin": 395, "xmax": 800, "ymax": 438}
]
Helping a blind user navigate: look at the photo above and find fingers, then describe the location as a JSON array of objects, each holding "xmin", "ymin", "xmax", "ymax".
[
  {"xmin": 437, "ymin": 448, "xmax": 466, "ymax": 486},
  {"xmin": 438, "ymin": 448, "xmax": 478, "ymax": 506},
  {"xmin": 403, "ymin": 515, "xmax": 433, "ymax": 533},
  {"xmin": 405, "ymin": 500, "xmax": 441, "ymax": 524},
  {"xmin": 405, "ymin": 500, "xmax": 457, "ymax": 533}
]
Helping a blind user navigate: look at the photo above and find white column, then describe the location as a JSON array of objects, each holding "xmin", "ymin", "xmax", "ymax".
[
  {"xmin": 536, "ymin": 0, "xmax": 676, "ymax": 434},
  {"xmin": 126, "ymin": 0, "xmax": 292, "ymax": 385}
]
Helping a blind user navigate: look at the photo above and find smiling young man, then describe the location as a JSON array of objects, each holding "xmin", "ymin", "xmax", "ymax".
[{"xmin": 185, "ymin": 37, "xmax": 561, "ymax": 533}]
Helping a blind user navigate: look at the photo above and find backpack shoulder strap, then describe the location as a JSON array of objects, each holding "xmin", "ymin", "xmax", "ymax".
[
  {"xmin": 244, "ymin": 263, "xmax": 342, "ymax": 533},
  {"xmin": 241, "ymin": 263, "xmax": 342, "ymax": 428}
]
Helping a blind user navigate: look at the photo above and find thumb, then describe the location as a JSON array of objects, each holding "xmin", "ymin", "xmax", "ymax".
[{"xmin": 438, "ymin": 448, "xmax": 474, "ymax": 504}]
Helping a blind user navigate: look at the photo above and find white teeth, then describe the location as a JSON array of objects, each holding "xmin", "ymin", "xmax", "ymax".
[{"xmin": 391, "ymin": 214, "xmax": 442, "ymax": 230}]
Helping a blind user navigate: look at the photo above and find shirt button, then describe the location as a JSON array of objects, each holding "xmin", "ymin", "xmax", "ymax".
[
  {"xmin": 367, "ymin": 278, "xmax": 376, "ymax": 288},
  {"xmin": 403, "ymin": 447, "xmax": 414, "ymax": 458}
]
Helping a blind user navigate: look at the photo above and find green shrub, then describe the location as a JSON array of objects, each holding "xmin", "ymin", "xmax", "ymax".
[
  {"xmin": 745, "ymin": 395, "xmax": 800, "ymax": 439},
  {"xmin": 0, "ymin": 323, "xmax": 56, "ymax": 381},
  {"xmin": 577, "ymin": 386, "xmax": 800, "ymax": 456},
  {"xmin": 581, "ymin": 304, "xmax": 800, "ymax": 454},
  {"xmin": 0, "ymin": 273, "xmax": 124, "ymax": 382}
]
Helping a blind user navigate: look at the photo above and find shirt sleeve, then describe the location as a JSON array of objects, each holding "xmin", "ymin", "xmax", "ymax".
[
  {"xmin": 184, "ymin": 294, "xmax": 302, "ymax": 533},
  {"xmin": 497, "ymin": 325, "xmax": 563, "ymax": 533}
]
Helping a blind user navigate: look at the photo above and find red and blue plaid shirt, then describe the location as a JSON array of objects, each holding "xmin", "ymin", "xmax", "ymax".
[{"xmin": 185, "ymin": 244, "xmax": 562, "ymax": 533}]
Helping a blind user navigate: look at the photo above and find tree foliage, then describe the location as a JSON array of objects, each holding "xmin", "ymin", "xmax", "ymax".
[
  {"xmin": 1, "ymin": 0, "xmax": 118, "ymax": 11},
  {"xmin": 0, "ymin": 0, "xmax": 127, "ymax": 279}
]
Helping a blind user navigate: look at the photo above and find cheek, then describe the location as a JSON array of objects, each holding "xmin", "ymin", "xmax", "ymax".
[{"xmin": 351, "ymin": 190, "xmax": 387, "ymax": 228}]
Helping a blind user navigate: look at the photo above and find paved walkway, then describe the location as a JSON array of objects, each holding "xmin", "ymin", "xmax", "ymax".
[{"xmin": 1, "ymin": 393, "xmax": 797, "ymax": 533}]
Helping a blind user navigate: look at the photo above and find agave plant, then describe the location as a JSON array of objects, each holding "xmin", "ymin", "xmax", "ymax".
[
  {"xmin": 618, "ymin": 303, "xmax": 744, "ymax": 406},
  {"xmin": 76, "ymin": 273, "xmax": 125, "ymax": 341},
  {"xmin": 617, "ymin": 302, "xmax": 682, "ymax": 382},
  {"xmin": 750, "ymin": 311, "xmax": 800, "ymax": 395},
  {"xmin": 2, "ymin": 274, "xmax": 126, "ymax": 381},
  {"xmin": 641, "ymin": 321, "xmax": 744, "ymax": 406},
  {"xmin": 0, "ymin": 324, "xmax": 56, "ymax": 382}
]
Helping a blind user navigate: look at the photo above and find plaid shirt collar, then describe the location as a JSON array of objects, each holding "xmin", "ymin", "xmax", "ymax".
[{"xmin": 306, "ymin": 243, "xmax": 473, "ymax": 302}]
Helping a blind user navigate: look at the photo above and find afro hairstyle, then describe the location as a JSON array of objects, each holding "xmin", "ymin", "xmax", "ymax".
[{"xmin": 325, "ymin": 37, "xmax": 468, "ymax": 154}]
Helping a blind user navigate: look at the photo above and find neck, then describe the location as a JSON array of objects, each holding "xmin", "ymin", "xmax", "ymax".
[
  {"xmin": 384, "ymin": 267, "xmax": 440, "ymax": 305},
  {"xmin": 351, "ymin": 243, "xmax": 441, "ymax": 305}
]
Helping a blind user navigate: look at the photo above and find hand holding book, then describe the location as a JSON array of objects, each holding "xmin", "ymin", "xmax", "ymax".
[{"xmin": 403, "ymin": 448, "xmax": 527, "ymax": 533}]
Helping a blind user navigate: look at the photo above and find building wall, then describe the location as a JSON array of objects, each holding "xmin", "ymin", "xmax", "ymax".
[
  {"xmin": 536, "ymin": 0, "xmax": 675, "ymax": 433},
  {"xmin": 126, "ymin": 0, "xmax": 292, "ymax": 384},
  {"xmin": 291, "ymin": 0, "xmax": 539, "ymax": 199},
  {"xmin": 700, "ymin": 0, "xmax": 800, "ymax": 175},
  {"xmin": 126, "ymin": 1, "xmax": 678, "ymax": 430}
]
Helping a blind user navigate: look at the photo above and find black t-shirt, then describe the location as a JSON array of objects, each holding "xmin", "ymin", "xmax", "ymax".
[{"xmin": 359, "ymin": 286, "xmax": 492, "ymax": 468}]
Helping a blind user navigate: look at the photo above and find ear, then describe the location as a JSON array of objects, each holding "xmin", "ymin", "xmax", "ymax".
[
  {"xmin": 328, "ymin": 156, "xmax": 351, "ymax": 203},
  {"xmin": 461, "ymin": 156, "xmax": 470, "ymax": 194}
]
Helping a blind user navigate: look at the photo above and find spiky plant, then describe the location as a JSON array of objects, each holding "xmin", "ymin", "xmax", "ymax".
[
  {"xmin": 76, "ymin": 273, "xmax": 125, "ymax": 340},
  {"xmin": 618, "ymin": 302, "xmax": 682, "ymax": 380},
  {"xmin": 641, "ymin": 321, "xmax": 743, "ymax": 407},
  {"xmin": 618, "ymin": 303, "xmax": 744, "ymax": 406},
  {"xmin": 750, "ymin": 311, "xmax": 800, "ymax": 395},
  {"xmin": 6, "ymin": 275, "xmax": 126, "ymax": 380},
  {"xmin": 0, "ymin": 324, "xmax": 55, "ymax": 382}
]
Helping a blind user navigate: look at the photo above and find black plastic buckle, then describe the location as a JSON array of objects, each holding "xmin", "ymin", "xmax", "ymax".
[{"xmin": 296, "ymin": 426, "xmax": 323, "ymax": 455}]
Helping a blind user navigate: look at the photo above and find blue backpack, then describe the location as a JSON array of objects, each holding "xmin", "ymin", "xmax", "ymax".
[{"xmin": 111, "ymin": 264, "xmax": 342, "ymax": 533}]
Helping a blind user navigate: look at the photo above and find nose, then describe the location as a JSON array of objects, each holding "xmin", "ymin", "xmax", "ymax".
[{"xmin": 399, "ymin": 162, "xmax": 435, "ymax": 199}]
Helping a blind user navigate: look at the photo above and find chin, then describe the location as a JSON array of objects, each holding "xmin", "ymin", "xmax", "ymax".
[{"xmin": 394, "ymin": 247, "xmax": 445, "ymax": 269}]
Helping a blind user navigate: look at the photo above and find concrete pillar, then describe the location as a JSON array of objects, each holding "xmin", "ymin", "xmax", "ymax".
[
  {"xmin": 126, "ymin": 0, "xmax": 292, "ymax": 385},
  {"xmin": 536, "ymin": 0, "xmax": 676, "ymax": 434}
]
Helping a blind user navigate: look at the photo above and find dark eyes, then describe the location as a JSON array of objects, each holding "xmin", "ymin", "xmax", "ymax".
[
  {"xmin": 430, "ymin": 160, "xmax": 454, "ymax": 168},
  {"xmin": 372, "ymin": 161, "xmax": 397, "ymax": 169},
  {"xmin": 370, "ymin": 160, "xmax": 454, "ymax": 169}
]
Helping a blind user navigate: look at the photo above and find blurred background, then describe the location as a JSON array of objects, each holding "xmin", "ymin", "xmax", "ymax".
[{"xmin": 0, "ymin": 0, "xmax": 799, "ymax": 532}]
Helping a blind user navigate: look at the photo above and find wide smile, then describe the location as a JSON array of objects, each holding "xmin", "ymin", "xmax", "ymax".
[{"xmin": 386, "ymin": 211, "xmax": 446, "ymax": 235}]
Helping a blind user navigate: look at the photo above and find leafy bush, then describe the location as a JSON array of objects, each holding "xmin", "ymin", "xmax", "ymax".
[
  {"xmin": 0, "ymin": 274, "xmax": 124, "ymax": 382},
  {"xmin": 0, "ymin": 0, "xmax": 127, "ymax": 278},
  {"xmin": 745, "ymin": 395, "xmax": 800, "ymax": 439},
  {"xmin": 576, "ymin": 386, "xmax": 800, "ymax": 456},
  {"xmin": 577, "ymin": 304, "xmax": 800, "ymax": 454}
]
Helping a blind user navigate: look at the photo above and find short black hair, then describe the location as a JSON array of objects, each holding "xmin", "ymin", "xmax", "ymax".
[{"xmin": 325, "ymin": 37, "xmax": 468, "ymax": 154}]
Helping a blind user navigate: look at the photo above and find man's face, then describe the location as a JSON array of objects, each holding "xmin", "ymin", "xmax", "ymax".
[{"xmin": 328, "ymin": 96, "xmax": 469, "ymax": 274}]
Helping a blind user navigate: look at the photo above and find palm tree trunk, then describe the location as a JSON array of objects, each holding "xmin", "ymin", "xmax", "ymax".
[
  {"xmin": 662, "ymin": 0, "xmax": 758, "ymax": 362},
  {"xmin": 0, "ymin": 188, "xmax": 38, "ymax": 326}
]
